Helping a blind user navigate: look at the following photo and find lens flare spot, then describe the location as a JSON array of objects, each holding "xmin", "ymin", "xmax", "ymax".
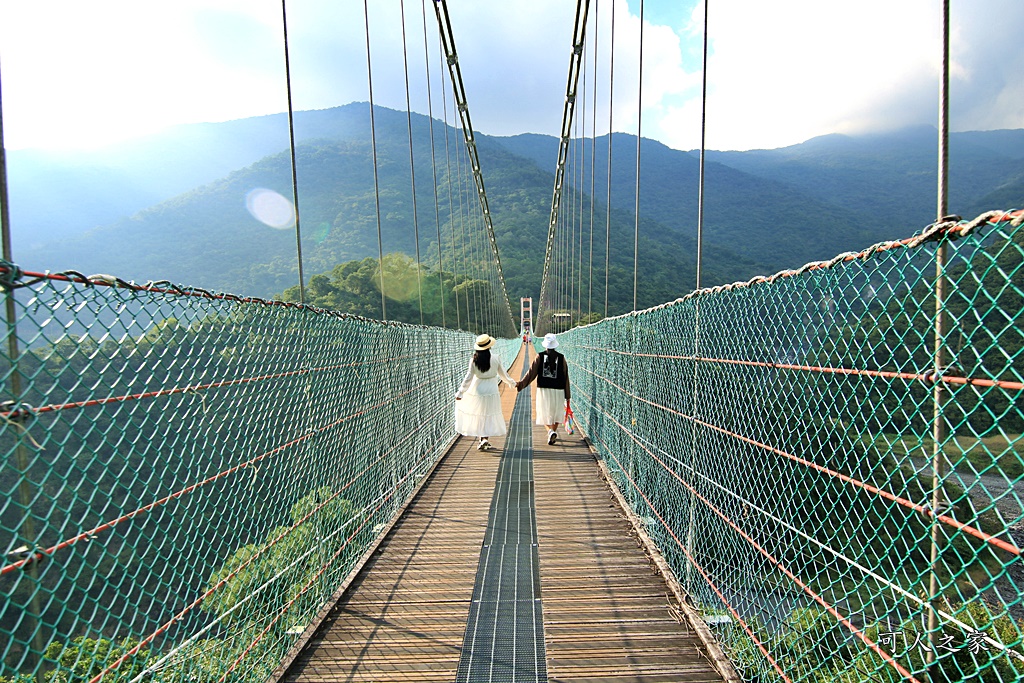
[
  {"xmin": 313, "ymin": 222, "xmax": 331, "ymax": 244},
  {"xmin": 245, "ymin": 188, "xmax": 295, "ymax": 229}
]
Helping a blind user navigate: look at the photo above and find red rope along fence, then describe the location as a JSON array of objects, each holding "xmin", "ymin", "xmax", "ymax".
[
  {"xmin": 560, "ymin": 210, "xmax": 1024, "ymax": 682},
  {"xmin": 0, "ymin": 266, "xmax": 519, "ymax": 682}
]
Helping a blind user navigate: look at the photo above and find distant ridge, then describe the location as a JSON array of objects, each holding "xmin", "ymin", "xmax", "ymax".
[{"xmin": 10, "ymin": 104, "xmax": 1023, "ymax": 309}]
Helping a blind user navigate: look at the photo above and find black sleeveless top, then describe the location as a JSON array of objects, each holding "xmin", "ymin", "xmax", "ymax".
[{"xmin": 536, "ymin": 351, "xmax": 567, "ymax": 390}]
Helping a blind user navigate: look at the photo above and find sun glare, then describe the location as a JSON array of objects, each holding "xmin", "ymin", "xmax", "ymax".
[{"xmin": 245, "ymin": 188, "xmax": 295, "ymax": 229}]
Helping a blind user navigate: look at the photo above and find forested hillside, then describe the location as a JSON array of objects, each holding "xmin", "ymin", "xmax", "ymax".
[
  {"xmin": 19, "ymin": 105, "xmax": 757, "ymax": 318},
  {"xmin": 11, "ymin": 104, "xmax": 1023, "ymax": 326}
]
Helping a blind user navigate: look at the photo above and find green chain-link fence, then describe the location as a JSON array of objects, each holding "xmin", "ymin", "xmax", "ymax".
[
  {"xmin": 0, "ymin": 267, "xmax": 516, "ymax": 682},
  {"xmin": 559, "ymin": 209, "xmax": 1024, "ymax": 682}
]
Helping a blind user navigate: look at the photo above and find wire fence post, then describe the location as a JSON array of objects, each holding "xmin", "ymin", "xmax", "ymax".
[
  {"xmin": 280, "ymin": 0, "xmax": 305, "ymax": 307},
  {"xmin": 687, "ymin": 0, "xmax": 709, "ymax": 595},
  {"xmin": 0, "ymin": 308, "xmax": 45, "ymax": 682},
  {"xmin": 0, "ymin": 66, "xmax": 46, "ymax": 683},
  {"xmin": 627, "ymin": 314, "xmax": 639, "ymax": 509},
  {"xmin": 925, "ymin": 237, "xmax": 949, "ymax": 678},
  {"xmin": 696, "ymin": 0, "xmax": 708, "ymax": 292},
  {"xmin": 926, "ymin": 2, "xmax": 951, "ymax": 676},
  {"xmin": 684, "ymin": 297, "xmax": 700, "ymax": 591}
]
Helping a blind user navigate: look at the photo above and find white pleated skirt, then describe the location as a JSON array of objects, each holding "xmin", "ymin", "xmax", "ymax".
[
  {"xmin": 455, "ymin": 381, "xmax": 507, "ymax": 437},
  {"xmin": 535, "ymin": 387, "xmax": 565, "ymax": 426}
]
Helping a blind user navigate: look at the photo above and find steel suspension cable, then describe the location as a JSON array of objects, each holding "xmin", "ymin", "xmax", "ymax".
[
  {"xmin": 570, "ymin": 113, "xmax": 578, "ymax": 324},
  {"xmin": 566, "ymin": 127, "xmax": 573, "ymax": 327},
  {"xmin": 458, "ymin": 123, "xmax": 480, "ymax": 331},
  {"xmin": 431, "ymin": 0, "xmax": 516, "ymax": 336},
  {"xmin": 437, "ymin": 42, "xmax": 462, "ymax": 330},
  {"xmin": 604, "ymin": 0, "xmax": 615, "ymax": 318},
  {"xmin": 562, "ymin": 134, "xmax": 569, "ymax": 324},
  {"xmin": 577, "ymin": 49, "xmax": 588, "ymax": 324},
  {"xmin": 399, "ymin": 0, "xmax": 425, "ymax": 324},
  {"xmin": 362, "ymin": 0, "xmax": 387, "ymax": 320},
  {"xmin": 538, "ymin": 0, "xmax": 592, "ymax": 332},
  {"xmin": 453, "ymin": 127, "xmax": 473, "ymax": 329},
  {"xmin": 484, "ymin": 209, "xmax": 499, "ymax": 332},
  {"xmin": 421, "ymin": 0, "xmax": 446, "ymax": 328},
  {"xmin": 588, "ymin": 0, "xmax": 599, "ymax": 319},
  {"xmin": 279, "ymin": 0, "xmax": 317, "ymax": 514},
  {"xmin": 463, "ymin": 140, "xmax": 482, "ymax": 331},
  {"xmin": 579, "ymin": 89, "xmax": 586, "ymax": 324},
  {"xmin": 696, "ymin": 0, "xmax": 708, "ymax": 291},
  {"xmin": 937, "ymin": 2, "xmax": 950, "ymax": 222},
  {"xmin": 565, "ymin": 202, "xmax": 572, "ymax": 327},
  {"xmin": 632, "ymin": 0, "xmax": 643, "ymax": 311},
  {"xmin": 926, "ymin": 0, "xmax": 952, "ymax": 672},
  {"xmin": 471, "ymin": 146, "xmax": 490, "ymax": 332},
  {"xmin": 0, "ymin": 64, "xmax": 8, "ymax": 249},
  {"xmin": 483, "ymin": 214, "xmax": 497, "ymax": 332},
  {"xmin": 686, "ymin": 0, "xmax": 709, "ymax": 591},
  {"xmin": 570, "ymin": 128, "xmax": 576, "ymax": 324},
  {"xmin": 280, "ymin": 0, "xmax": 306, "ymax": 306},
  {"xmin": 452, "ymin": 107, "xmax": 467, "ymax": 327}
]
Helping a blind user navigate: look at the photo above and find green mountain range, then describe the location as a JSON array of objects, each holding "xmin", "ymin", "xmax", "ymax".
[{"xmin": 9, "ymin": 103, "xmax": 1023, "ymax": 320}]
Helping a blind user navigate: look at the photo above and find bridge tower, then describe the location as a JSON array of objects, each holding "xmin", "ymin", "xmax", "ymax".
[{"xmin": 520, "ymin": 297, "xmax": 532, "ymax": 339}]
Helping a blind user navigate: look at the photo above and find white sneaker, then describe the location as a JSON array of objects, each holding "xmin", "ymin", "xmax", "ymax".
[
  {"xmin": 547, "ymin": 430, "xmax": 557, "ymax": 445},
  {"xmin": 478, "ymin": 439, "xmax": 492, "ymax": 451}
]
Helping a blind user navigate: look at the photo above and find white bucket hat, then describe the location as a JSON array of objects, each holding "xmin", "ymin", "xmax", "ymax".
[{"xmin": 542, "ymin": 333, "xmax": 559, "ymax": 349}]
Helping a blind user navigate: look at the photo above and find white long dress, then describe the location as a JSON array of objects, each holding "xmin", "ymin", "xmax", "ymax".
[
  {"xmin": 535, "ymin": 387, "xmax": 565, "ymax": 426},
  {"xmin": 455, "ymin": 355, "xmax": 514, "ymax": 437}
]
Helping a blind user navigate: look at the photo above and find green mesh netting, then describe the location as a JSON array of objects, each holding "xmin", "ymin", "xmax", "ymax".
[
  {"xmin": 0, "ymin": 269, "xmax": 516, "ymax": 682},
  {"xmin": 558, "ymin": 210, "xmax": 1024, "ymax": 682}
]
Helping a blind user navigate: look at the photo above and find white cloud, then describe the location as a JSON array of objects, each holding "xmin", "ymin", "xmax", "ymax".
[
  {"xmin": 948, "ymin": 0, "xmax": 1024, "ymax": 132},
  {"xmin": 0, "ymin": 0, "xmax": 1021, "ymax": 152},
  {"xmin": 0, "ymin": 0, "xmax": 289, "ymax": 149},
  {"xmin": 647, "ymin": 0, "xmax": 1024, "ymax": 150},
  {"xmin": 662, "ymin": 0, "xmax": 944, "ymax": 150}
]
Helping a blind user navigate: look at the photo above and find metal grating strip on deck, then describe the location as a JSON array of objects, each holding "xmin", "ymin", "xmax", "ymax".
[
  {"xmin": 454, "ymin": 358, "xmax": 547, "ymax": 683},
  {"xmin": 280, "ymin": 343, "xmax": 729, "ymax": 682}
]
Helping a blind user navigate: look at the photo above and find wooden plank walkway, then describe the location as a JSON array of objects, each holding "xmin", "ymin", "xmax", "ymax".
[{"xmin": 277, "ymin": 345, "xmax": 734, "ymax": 682}]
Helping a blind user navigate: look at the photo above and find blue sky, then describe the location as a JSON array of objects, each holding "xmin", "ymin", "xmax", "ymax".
[{"xmin": 1, "ymin": 0, "xmax": 1022, "ymax": 152}]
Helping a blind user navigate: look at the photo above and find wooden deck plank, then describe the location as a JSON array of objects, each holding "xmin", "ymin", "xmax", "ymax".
[
  {"xmin": 280, "ymin": 348, "xmax": 527, "ymax": 683},
  {"xmin": 529, "ymin": 344, "xmax": 729, "ymax": 682},
  {"xmin": 280, "ymin": 343, "xmax": 733, "ymax": 682}
]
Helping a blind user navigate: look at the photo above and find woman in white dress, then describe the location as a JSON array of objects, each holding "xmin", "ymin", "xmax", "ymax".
[
  {"xmin": 455, "ymin": 334, "xmax": 516, "ymax": 451},
  {"xmin": 516, "ymin": 333, "xmax": 571, "ymax": 445}
]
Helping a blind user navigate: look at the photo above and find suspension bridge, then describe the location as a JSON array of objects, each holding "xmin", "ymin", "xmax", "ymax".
[{"xmin": 2, "ymin": 1, "xmax": 1023, "ymax": 682}]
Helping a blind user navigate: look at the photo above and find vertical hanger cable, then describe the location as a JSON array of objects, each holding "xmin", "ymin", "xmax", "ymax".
[
  {"xmin": 420, "ymin": 0, "xmax": 446, "ymax": 327},
  {"xmin": 280, "ymin": 0, "xmax": 306, "ymax": 305},
  {"xmin": 632, "ymin": 0, "xmax": 644, "ymax": 311},
  {"xmin": 399, "ymin": 0, "xmax": 425, "ymax": 323},
  {"xmin": 362, "ymin": 0, "xmax": 387, "ymax": 320},
  {"xmin": 604, "ymin": 0, "xmax": 616, "ymax": 317}
]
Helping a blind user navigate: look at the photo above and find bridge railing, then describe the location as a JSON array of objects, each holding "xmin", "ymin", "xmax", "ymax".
[
  {"xmin": 0, "ymin": 268, "xmax": 514, "ymax": 682},
  {"xmin": 560, "ymin": 210, "xmax": 1024, "ymax": 683}
]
